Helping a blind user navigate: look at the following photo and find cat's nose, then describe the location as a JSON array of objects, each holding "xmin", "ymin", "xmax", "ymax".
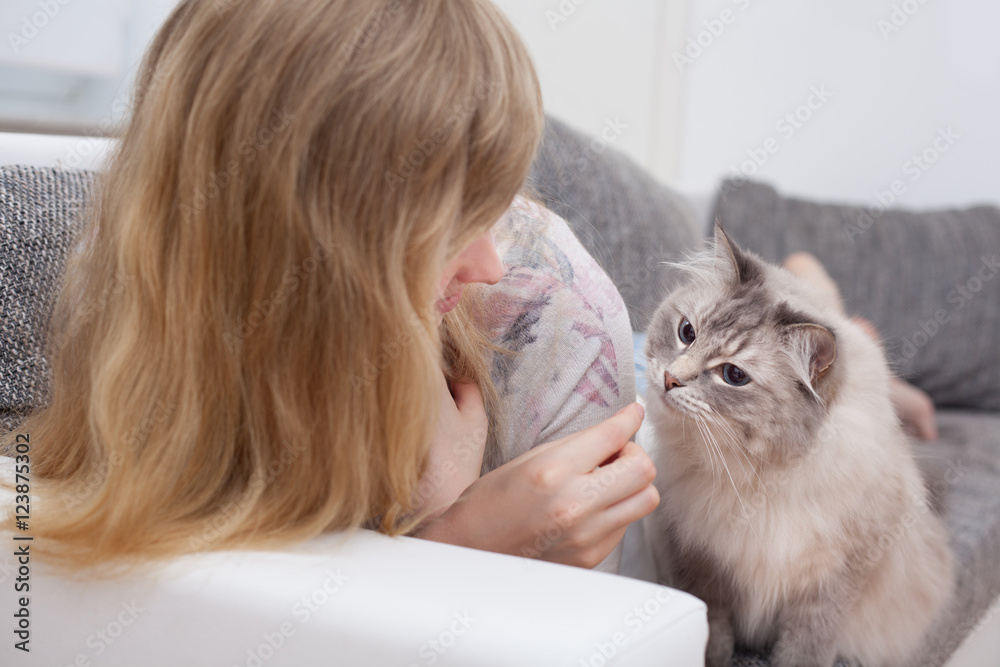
[{"xmin": 664, "ymin": 370, "xmax": 684, "ymax": 392}]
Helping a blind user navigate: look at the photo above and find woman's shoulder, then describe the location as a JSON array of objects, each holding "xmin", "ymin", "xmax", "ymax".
[
  {"xmin": 479, "ymin": 195, "xmax": 636, "ymax": 460},
  {"xmin": 487, "ymin": 195, "xmax": 627, "ymax": 327}
]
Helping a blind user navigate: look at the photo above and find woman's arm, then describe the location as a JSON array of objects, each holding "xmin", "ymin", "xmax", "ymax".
[
  {"xmin": 413, "ymin": 197, "xmax": 654, "ymax": 568},
  {"xmin": 414, "ymin": 401, "xmax": 658, "ymax": 570},
  {"xmin": 407, "ymin": 373, "xmax": 488, "ymax": 531}
]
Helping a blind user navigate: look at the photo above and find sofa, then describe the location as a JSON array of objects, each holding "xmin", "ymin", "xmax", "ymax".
[{"xmin": 1, "ymin": 115, "xmax": 999, "ymax": 666}]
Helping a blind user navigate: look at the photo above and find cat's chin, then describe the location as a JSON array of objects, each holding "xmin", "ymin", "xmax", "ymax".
[{"xmin": 647, "ymin": 389, "xmax": 696, "ymax": 434}]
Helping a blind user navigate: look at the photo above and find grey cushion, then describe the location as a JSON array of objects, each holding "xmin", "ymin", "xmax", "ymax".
[
  {"xmin": 913, "ymin": 410, "xmax": 1000, "ymax": 666},
  {"xmin": 711, "ymin": 178, "xmax": 1000, "ymax": 412},
  {"xmin": 1, "ymin": 165, "xmax": 94, "ymax": 432},
  {"xmin": 527, "ymin": 115, "xmax": 703, "ymax": 332}
]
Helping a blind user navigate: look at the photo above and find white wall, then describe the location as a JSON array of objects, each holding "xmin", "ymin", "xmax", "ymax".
[
  {"xmin": 501, "ymin": 0, "xmax": 1000, "ymax": 209},
  {"xmin": 676, "ymin": 0, "xmax": 1000, "ymax": 209},
  {"xmin": 3, "ymin": 0, "xmax": 997, "ymax": 210},
  {"xmin": 0, "ymin": 0, "xmax": 182, "ymax": 133},
  {"xmin": 496, "ymin": 0, "xmax": 687, "ymax": 185}
]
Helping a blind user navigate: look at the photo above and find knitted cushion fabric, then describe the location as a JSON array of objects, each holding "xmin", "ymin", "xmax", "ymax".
[
  {"xmin": 527, "ymin": 115, "xmax": 703, "ymax": 333},
  {"xmin": 711, "ymin": 178, "xmax": 1000, "ymax": 411},
  {"xmin": 1, "ymin": 166, "xmax": 95, "ymax": 432}
]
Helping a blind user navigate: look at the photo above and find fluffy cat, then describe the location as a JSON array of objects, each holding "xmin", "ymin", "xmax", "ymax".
[{"xmin": 643, "ymin": 226, "xmax": 953, "ymax": 667}]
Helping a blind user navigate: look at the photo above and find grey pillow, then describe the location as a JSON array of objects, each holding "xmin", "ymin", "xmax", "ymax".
[
  {"xmin": 1, "ymin": 165, "xmax": 95, "ymax": 430},
  {"xmin": 528, "ymin": 115, "xmax": 702, "ymax": 332},
  {"xmin": 711, "ymin": 178, "xmax": 1000, "ymax": 411}
]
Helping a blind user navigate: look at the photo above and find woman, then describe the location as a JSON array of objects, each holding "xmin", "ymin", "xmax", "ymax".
[{"xmin": 0, "ymin": 0, "xmax": 657, "ymax": 573}]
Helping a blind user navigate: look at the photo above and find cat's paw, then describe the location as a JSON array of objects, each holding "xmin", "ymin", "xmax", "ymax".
[
  {"xmin": 705, "ymin": 614, "xmax": 734, "ymax": 667},
  {"xmin": 770, "ymin": 633, "xmax": 837, "ymax": 667}
]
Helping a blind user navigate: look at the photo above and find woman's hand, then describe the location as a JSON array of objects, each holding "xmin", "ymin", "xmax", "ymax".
[
  {"xmin": 408, "ymin": 371, "xmax": 489, "ymax": 530},
  {"xmin": 413, "ymin": 403, "xmax": 658, "ymax": 569}
]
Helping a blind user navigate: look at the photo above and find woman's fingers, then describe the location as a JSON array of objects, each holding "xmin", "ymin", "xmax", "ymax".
[
  {"xmin": 544, "ymin": 526, "xmax": 630, "ymax": 570},
  {"xmin": 560, "ymin": 403, "xmax": 645, "ymax": 473},
  {"xmin": 582, "ymin": 440, "xmax": 657, "ymax": 509},
  {"xmin": 597, "ymin": 479, "xmax": 661, "ymax": 533},
  {"xmin": 419, "ymin": 401, "xmax": 656, "ymax": 569},
  {"xmin": 506, "ymin": 402, "xmax": 644, "ymax": 470}
]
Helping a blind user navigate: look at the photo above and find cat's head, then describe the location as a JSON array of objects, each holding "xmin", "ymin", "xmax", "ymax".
[{"xmin": 645, "ymin": 225, "xmax": 845, "ymax": 466}]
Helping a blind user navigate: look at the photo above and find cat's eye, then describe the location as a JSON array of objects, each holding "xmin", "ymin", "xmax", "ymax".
[
  {"xmin": 722, "ymin": 363, "xmax": 751, "ymax": 387},
  {"xmin": 678, "ymin": 317, "xmax": 696, "ymax": 345}
]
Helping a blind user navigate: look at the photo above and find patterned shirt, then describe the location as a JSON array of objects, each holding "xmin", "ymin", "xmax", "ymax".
[
  {"xmin": 481, "ymin": 195, "xmax": 637, "ymax": 462},
  {"xmin": 477, "ymin": 196, "xmax": 637, "ymax": 572}
]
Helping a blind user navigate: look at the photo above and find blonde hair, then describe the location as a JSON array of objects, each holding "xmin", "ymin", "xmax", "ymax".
[{"xmin": 1, "ymin": 0, "xmax": 543, "ymax": 574}]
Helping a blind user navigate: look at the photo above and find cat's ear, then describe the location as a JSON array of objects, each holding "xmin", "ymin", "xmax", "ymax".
[
  {"xmin": 788, "ymin": 323, "xmax": 837, "ymax": 384},
  {"xmin": 713, "ymin": 221, "xmax": 762, "ymax": 285}
]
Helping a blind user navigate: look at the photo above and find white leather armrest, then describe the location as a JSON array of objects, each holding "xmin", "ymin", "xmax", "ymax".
[{"xmin": 0, "ymin": 458, "xmax": 706, "ymax": 666}]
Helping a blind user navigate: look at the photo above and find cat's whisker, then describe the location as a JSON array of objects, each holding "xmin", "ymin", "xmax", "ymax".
[
  {"xmin": 691, "ymin": 415, "xmax": 716, "ymax": 480},
  {"xmin": 705, "ymin": 410, "xmax": 753, "ymax": 480},
  {"xmin": 698, "ymin": 416, "xmax": 725, "ymax": 507},
  {"xmin": 701, "ymin": 418, "xmax": 772, "ymax": 562},
  {"xmin": 710, "ymin": 411, "xmax": 770, "ymax": 498},
  {"xmin": 692, "ymin": 415, "xmax": 720, "ymax": 514}
]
